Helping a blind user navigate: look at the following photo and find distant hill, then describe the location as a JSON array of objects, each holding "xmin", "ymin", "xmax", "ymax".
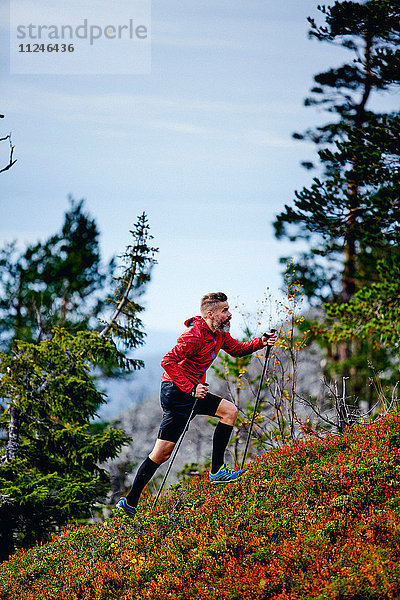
[
  {"xmin": 2, "ymin": 414, "xmax": 400, "ymax": 599},
  {"xmin": 97, "ymin": 329, "xmax": 179, "ymax": 420},
  {"xmin": 97, "ymin": 353, "xmax": 164, "ymax": 420}
]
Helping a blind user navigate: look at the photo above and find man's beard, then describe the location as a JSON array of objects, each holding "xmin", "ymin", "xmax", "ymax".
[{"xmin": 213, "ymin": 317, "xmax": 231, "ymax": 333}]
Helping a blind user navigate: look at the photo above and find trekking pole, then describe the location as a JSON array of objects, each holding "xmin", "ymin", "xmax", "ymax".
[
  {"xmin": 152, "ymin": 385, "xmax": 206, "ymax": 511},
  {"xmin": 240, "ymin": 330, "xmax": 276, "ymax": 470}
]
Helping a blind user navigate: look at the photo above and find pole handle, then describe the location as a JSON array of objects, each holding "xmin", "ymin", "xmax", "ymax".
[{"xmin": 263, "ymin": 328, "xmax": 277, "ymax": 337}]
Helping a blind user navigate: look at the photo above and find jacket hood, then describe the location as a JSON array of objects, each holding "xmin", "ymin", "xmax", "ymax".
[{"xmin": 184, "ymin": 315, "xmax": 209, "ymax": 329}]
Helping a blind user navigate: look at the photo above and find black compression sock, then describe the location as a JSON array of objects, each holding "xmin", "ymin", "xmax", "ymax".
[
  {"xmin": 126, "ymin": 456, "xmax": 159, "ymax": 507},
  {"xmin": 211, "ymin": 422, "xmax": 233, "ymax": 474}
]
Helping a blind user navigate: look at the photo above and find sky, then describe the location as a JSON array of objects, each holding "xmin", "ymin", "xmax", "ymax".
[{"xmin": 1, "ymin": 0, "xmax": 395, "ymax": 351}]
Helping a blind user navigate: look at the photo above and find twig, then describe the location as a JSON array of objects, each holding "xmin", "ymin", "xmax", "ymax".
[
  {"xmin": 99, "ymin": 267, "xmax": 136, "ymax": 338},
  {"xmin": 0, "ymin": 133, "xmax": 17, "ymax": 173}
]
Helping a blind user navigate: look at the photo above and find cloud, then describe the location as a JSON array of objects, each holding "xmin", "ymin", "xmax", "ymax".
[
  {"xmin": 6, "ymin": 84, "xmax": 299, "ymax": 117},
  {"xmin": 153, "ymin": 34, "xmax": 242, "ymax": 50},
  {"xmin": 3, "ymin": 82, "xmax": 301, "ymax": 152}
]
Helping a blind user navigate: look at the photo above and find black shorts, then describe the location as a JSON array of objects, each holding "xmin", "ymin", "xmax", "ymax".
[{"xmin": 158, "ymin": 381, "xmax": 223, "ymax": 443}]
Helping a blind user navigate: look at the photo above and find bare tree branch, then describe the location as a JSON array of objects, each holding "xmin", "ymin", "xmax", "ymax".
[
  {"xmin": 0, "ymin": 132, "xmax": 17, "ymax": 174},
  {"xmin": 99, "ymin": 267, "xmax": 136, "ymax": 339}
]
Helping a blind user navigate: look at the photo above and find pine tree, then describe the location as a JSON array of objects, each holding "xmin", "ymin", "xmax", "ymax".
[
  {"xmin": 0, "ymin": 196, "xmax": 114, "ymax": 351},
  {"xmin": 273, "ymin": 0, "xmax": 400, "ymax": 398},
  {"xmin": 275, "ymin": 1, "xmax": 400, "ymax": 302},
  {"xmin": 0, "ymin": 213, "xmax": 158, "ymax": 560}
]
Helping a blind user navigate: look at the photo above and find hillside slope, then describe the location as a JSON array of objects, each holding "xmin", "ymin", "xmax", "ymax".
[{"xmin": 1, "ymin": 415, "xmax": 400, "ymax": 599}]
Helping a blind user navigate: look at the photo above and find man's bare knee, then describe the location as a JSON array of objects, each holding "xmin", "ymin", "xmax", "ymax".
[
  {"xmin": 216, "ymin": 398, "xmax": 238, "ymax": 425},
  {"xmin": 149, "ymin": 449, "xmax": 170, "ymax": 465},
  {"xmin": 149, "ymin": 440, "xmax": 175, "ymax": 465},
  {"xmin": 227, "ymin": 402, "xmax": 239, "ymax": 421}
]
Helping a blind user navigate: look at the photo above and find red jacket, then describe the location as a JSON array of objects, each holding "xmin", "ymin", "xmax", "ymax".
[{"xmin": 161, "ymin": 316, "xmax": 264, "ymax": 393}]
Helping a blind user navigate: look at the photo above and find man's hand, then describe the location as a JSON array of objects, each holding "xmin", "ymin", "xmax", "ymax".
[
  {"xmin": 261, "ymin": 331, "xmax": 278, "ymax": 347},
  {"xmin": 194, "ymin": 384, "xmax": 209, "ymax": 399}
]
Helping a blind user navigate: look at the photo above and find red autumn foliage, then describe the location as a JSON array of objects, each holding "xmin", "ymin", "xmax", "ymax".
[{"xmin": 1, "ymin": 414, "xmax": 400, "ymax": 599}]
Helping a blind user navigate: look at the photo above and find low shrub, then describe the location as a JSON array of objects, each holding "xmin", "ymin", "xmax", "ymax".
[{"xmin": 1, "ymin": 415, "xmax": 400, "ymax": 599}]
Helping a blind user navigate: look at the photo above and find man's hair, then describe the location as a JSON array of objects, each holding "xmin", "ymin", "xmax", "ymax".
[{"xmin": 200, "ymin": 292, "xmax": 228, "ymax": 316}]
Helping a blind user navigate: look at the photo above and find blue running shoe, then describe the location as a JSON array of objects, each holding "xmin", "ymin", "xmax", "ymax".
[
  {"xmin": 116, "ymin": 497, "xmax": 136, "ymax": 518},
  {"xmin": 209, "ymin": 464, "xmax": 245, "ymax": 484}
]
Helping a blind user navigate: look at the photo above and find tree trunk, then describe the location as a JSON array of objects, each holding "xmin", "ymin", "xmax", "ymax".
[
  {"xmin": 0, "ymin": 519, "xmax": 15, "ymax": 562},
  {"xmin": 338, "ymin": 196, "xmax": 357, "ymax": 365},
  {"xmin": 6, "ymin": 405, "xmax": 21, "ymax": 461},
  {"xmin": 337, "ymin": 32, "xmax": 373, "ymax": 382},
  {"xmin": 1, "ymin": 406, "xmax": 19, "ymax": 561}
]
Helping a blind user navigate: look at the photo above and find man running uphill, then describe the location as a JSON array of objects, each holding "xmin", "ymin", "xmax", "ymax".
[{"xmin": 117, "ymin": 292, "xmax": 277, "ymax": 518}]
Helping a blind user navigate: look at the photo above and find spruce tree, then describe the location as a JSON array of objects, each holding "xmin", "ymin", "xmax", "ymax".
[
  {"xmin": 0, "ymin": 196, "xmax": 114, "ymax": 351},
  {"xmin": 0, "ymin": 213, "xmax": 158, "ymax": 560}
]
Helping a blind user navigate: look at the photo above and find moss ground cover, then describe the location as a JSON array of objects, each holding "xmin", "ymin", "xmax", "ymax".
[{"xmin": 1, "ymin": 415, "xmax": 400, "ymax": 599}]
